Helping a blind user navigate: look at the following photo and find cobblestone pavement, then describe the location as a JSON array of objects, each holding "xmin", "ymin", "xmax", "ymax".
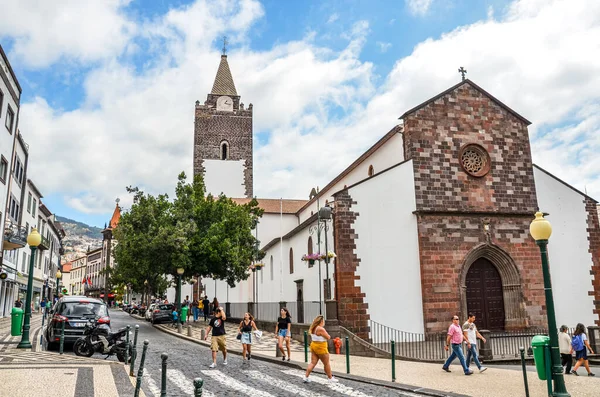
[{"xmin": 113, "ymin": 310, "xmax": 427, "ymax": 397}]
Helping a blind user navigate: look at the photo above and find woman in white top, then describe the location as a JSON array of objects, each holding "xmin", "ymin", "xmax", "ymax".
[
  {"xmin": 558, "ymin": 325, "xmax": 572, "ymax": 374},
  {"xmin": 303, "ymin": 315, "xmax": 338, "ymax": 383}
]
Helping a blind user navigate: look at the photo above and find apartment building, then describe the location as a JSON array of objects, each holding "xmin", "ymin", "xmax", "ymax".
[
  {"xmin": 69, "ymin": 256, "xmax": 87, "ymax": 296},
  {"xmin": 85, "ymin": 247, "xmax": 102, "ymax": 298}
]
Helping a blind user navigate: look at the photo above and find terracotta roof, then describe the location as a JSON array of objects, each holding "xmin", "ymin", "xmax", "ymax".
[
  {"xmin": 231, "ymin": 198, "xmax": 308, "ymax": 214},
  {"xmin": 61, "ymin": 263, "xmax": 72, "ymax": 273},
  {"xmin": 296, "ymin": 125, "xmax": 403, "ymax": 214},
  {"xmin": 399, "ymin": 79, "xmax": 531, "ymax": 125},
  {"xmin": 211, "ymin": 55, "xmax": 238, "ymax": 96},
  {"xmin": 109, "ymin": 204, "xmax": 121, "ymax": 229}
]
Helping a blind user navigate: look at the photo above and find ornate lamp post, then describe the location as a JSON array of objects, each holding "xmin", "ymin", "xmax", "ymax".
[
  {"xmin": 309, "ymin": 205, "xmax": 332, "ymax": 315},
  {"xmin": 144, "ymin": 279, "xmax": 149, "ymax": 305},
  {"xmin": 56, "ymin": 270, "xmax": 62, "ymax": 297},
  {"xmin": 17, "ymin": 228, "xmax": 42, "ymax": 349},
  {"xmin": 176, "ymin": 267, "xmax": 184, "ymax": 313},
  {"xmin": 530, "ymin": 211, "xmax": 570, "ymax": 397}
]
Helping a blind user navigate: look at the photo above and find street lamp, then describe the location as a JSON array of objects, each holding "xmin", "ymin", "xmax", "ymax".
[
  {"xmin": 309, "ymin": 205, "xmax": 333, "ymax": 315},
  {"xmin": 144, "ymin": 279, "xmax": 149, "ymax": 305},
  {"xmin": 56, "ymin": 270, "xmax": 62, "ymax": 297},
  {"xmin": 176, "ymin": 267, "xmax": 184, "ymax": 313},
  {"xmin": 17, "ymin": 228, "xmax": 42, "ymax": 349},
  {"xmin": 529, "ymin": 211, "xmax": 570, "ymax": 397}
]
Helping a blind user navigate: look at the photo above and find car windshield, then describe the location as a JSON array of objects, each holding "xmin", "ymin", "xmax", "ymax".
[
  {"xmin": 60, "ymin": 301, "xmax": 107, "ymax": 318},
  {"xmin": 158, "ymin": 304, "xmax": 173, "ymax": 311}
]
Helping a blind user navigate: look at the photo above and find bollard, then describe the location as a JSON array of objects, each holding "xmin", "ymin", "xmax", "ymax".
[
  {"xmin": 59, "ymin": 321, "xmax": 65, "ymax": 355},
  {"xmin": 178, "ymin": 322, "xmax": 182, "ymax": 334},
  {"xmin": 188, "ymin": 325, "xmax": 193, "ymax": 337},
  {"xmin": 519, "ymin": 347, "xmax": 530, "ymax": 397},
  {"xmin": 304, "ymin": 331, "xmax": 308, "ymax": 363},
  {"xmin": 125, "ymin": 325, "xmax": 131, "ymax": 364},
  {"xmin": 276, "ymin": 341, "xmax": 283, "ymax": 358},
  {"xmin": 345, "ymin": 336, "xmax": 350, "ymax": 374},
  {"xmin": 391, "ymin": 340, "xmax": 396, "ymax": 382},
  {"xmin": 194, "ymin": 377, "xmax": 204, "ymax": 396},
  {"xmin": 201, "ymin": 329, "xmax": 206, "ymax": 339},
  {"xmin": 134, "ymin": 340, "xmax": 149, "ymax": 397},
  {"xmin": 160, "ymin": 353, "xmax": 168, "ymax": 397},
  {"xmin": 40, "ymin": 311, "xmax": 45, "ymax": 347},
  {"xmin": 544, "ymin": 345, "xmax": 552, "ymax": 397},
  {"xmin": 130, "ymin": 324, "xmax": 140, "ymax": 376}
]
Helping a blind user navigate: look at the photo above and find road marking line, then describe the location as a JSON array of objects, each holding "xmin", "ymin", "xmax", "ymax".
[
  {"xmin": 142, "ymin": 369, "xmax": 162, "ymax": 397},
  {"xmin": 245, "ymin": 370, "xmax": 329, "ymax": 397},
  {"xmin": 167, "ymin": 369, "xmax": 195, "ymax": 394},
  {"xmin": 201, "ymin": 370, "xmax": 276, "ymax": 397},
  {"xmin": 282, "ymin": 369, "xmax": 375, "ymax": 397}
]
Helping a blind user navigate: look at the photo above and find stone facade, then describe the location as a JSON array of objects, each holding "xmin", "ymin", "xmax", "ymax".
[
  {"xmin": 585, "ymin": 198, "xmax": 600, "ymax": 326},
  {"xmin": 332, "ymin": 189, "xmax": 370, "ymax": 340}
]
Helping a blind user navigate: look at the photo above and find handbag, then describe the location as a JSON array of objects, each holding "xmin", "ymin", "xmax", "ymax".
[{"xmin": 236, "ymin": 333, "xmax": 242, "ymax": 340}]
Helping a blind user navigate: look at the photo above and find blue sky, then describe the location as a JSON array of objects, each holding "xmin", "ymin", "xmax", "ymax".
[{"xmin": 1, "ymin": 0, "xmax": 599, "ymax": 228}]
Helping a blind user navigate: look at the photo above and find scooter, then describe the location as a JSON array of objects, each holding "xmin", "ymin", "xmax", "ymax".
[{"xmin": 73, "ymin": 316, "xmax": 132, "ymax": 362}]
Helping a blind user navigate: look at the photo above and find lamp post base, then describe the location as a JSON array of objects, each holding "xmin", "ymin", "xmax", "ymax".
[{"xmin": 16, "ymin": 341, "xmax": 32, "ymax": 349}]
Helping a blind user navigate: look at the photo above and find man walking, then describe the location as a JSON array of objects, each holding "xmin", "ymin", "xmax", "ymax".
[
  {"xmin": 202, "ymin": 295, "xmax": 210, "ymax": 321},
  {"xmin": 442, "ymin": 315, "xmax": 473, "ymax": 375},
  {"xmin": 204, "ymin": 306, "xmax": 227, "ymax": 368},
  {"xmin": 462, "ymin": 313, "xmax": 487, "ymax": 373}
]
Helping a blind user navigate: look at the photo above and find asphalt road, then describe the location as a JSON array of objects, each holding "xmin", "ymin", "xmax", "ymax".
[{"xmin": 104, "ymin": 309, "xmax": 421, "ymax": 397}]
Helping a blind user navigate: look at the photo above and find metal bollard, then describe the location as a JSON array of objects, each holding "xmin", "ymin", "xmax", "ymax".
[
  {"xmin": 519, "ymin": 347, "xmax": 530, "ymax": 397},
  {"xmin": 345, "ymin": 336, "xmax": 350, "ymax": 374},
  {"xmin": 391, "ymin": 340, "xmax": 396, "ymax": 382},
  {"xmin": 59, "ymin": 321, "xmax": 65, "ymax": 355},
  {"xmin": 194, "ymin": 378, "xmax": 204, "ymax": 396},
  {"xmin": 160, "ymin": 353, "xmax": 168, "ymax": 397},
  {"xmin": 40, "ymin": 311, "xmax": 45, "ymax": 347},
  {"xmin": 130, "ymin": 324, "xmax": 140, "ymax": 376},
  {"xmin": 125, "ymin": 325, "xmax": 131, "ymax": 364},
  {"xmin": 188, "ymin": 325, "xmax": 193, "ymax": 337},
  {"xmin": 544, "ymin": 345, "xmax": 552, "ymax": 397},
  {"xmin": 134, "ymin": 340, "xmax": 149, "ymax": 397},
  {"xmin": 304, "ymin": 331, "xmax": 308, "ymax": 363}
]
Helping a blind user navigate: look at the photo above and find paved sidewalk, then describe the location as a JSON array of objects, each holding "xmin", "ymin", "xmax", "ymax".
[
  {"xmin": 0, "ymin": 314, "xmax": 138, "ymax": 397},
  {"xmin": 155, "ymin": 318, "xmax": 600, "ymax": 397}
]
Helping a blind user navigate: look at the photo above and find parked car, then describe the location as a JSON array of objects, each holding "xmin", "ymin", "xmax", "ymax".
[
  {"xmin": 44, "ymin": 296, "xmax": 109, "ymax": 350},
  {"xmin": 145, "ymin": 303, "xmax": 156, "ymax": 321},
  {"xmin": 151, "ymin": 304, "xmax": 174, "ymax": 324}
]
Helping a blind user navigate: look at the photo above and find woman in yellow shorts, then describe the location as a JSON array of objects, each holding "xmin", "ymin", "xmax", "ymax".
[{"xmin": 303, "ymin": 315, "xmax": 338, "ymax": 383}]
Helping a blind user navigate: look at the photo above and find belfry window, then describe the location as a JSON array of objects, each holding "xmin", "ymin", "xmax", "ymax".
[{"xmin": 220, "ymin": 141, "xmax": 229, "ymax": 160}]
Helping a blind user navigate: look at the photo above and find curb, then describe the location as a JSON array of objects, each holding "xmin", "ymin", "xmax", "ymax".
[{"xmin": 153, "ymin": 323, "xmax": 469, "ymax": 397}]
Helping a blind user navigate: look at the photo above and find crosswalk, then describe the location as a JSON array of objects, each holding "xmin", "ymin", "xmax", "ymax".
[{"xmin": 140, "ymin": 367, "xmax": 401, "ymax": 397}]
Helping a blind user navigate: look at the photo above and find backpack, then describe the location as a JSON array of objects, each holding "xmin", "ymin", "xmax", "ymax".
[{"xmin": 571, "ymin": 334, "xmax": 584, "ymax": 351}]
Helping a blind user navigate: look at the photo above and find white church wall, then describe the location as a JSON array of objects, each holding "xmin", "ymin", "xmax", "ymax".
[
  {"xmin": 256, "ymin": 213, "xmax": 298, "ymax": 248},
  {"xmin": 203, "ymin": 159, "xmax": 246, "ymax": 198},
  {"xmin": 297, "ymin": 131, "xmax": 404, "ymax": 224},
  {"xmin": 350, "ymin": 160, "xmax": 424, "ymax": 336},
  {"xmin": 533, "ymin": 167, "xmax": 596, "ymax": 327}
]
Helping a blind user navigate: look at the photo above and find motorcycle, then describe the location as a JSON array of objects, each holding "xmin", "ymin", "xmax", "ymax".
[{"xmin": 73, "ymin": 316, "xmax": 132, "ymax": 362}]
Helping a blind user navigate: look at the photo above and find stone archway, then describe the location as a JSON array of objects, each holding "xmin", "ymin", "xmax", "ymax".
[{"xmin": 459, "ymin": 243, "xmax": 528, "ymax": 330}]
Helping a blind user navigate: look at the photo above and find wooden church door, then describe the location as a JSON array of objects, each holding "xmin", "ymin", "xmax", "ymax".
[{"xmin": 466, "ymin": 258, "xmax": 505, "ymax": 330}]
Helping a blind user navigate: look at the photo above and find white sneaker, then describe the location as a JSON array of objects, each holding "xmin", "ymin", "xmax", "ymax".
[
  {"xmin": 209, "ymin": 363, "xmax": 216, "ymax": 368},
  {"xmin": 328, "ymin": 377, "xmax": 339, "ymax": 383},
  {"xmin": 223, "ymin": 360, "xmax": 228, "ymax": 365},
  {"xmin": 480, "ymin": 367, "xmax": 488, "ymax": 373},
  {"xmin": 303, "ymin": 377, "xmax": 311, "ymax": 383}
]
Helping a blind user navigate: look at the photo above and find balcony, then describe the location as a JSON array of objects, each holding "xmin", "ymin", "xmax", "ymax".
[
  {"xmin": 3, "ymin": 222, "xmax": 27, "ymax": 250},
  {"xmin": 38, "ymin": 235, "xmax": 50, "ymax": 251}
]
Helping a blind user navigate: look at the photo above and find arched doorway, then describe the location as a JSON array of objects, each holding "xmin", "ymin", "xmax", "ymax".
[{"xmin": 466, "ymin": 258, "xmax": 505, "ymax": 330}]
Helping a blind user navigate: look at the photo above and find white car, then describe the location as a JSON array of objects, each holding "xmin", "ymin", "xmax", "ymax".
[{"xmin": 145, "ymin": 303, "xmax": 156, "ymax": 321}]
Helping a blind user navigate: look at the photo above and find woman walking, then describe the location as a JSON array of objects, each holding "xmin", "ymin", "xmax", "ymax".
[
  {"xmin": 559, "ymin": 325, "xmax": 572, "ymax": 374},
  {"xmin": 276, "ymin": 308, "xmax": 292, "ymax": 361},
  {"xmin": 304, "ymin": 315, "xmax": 338, "ymax": 383},
  {"xmin": 212, "ymin": 297, "xmax": 219, "ymax": 313},
  {"xmin": 571, "ymin": 323, "xmax": 595, "ymax": 376},
  {"xmin": 238, "ymin": 312, "xmax": 258, "ymax": 361}
]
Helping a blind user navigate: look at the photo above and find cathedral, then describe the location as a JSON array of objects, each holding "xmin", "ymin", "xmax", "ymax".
[{"xmin": 193, "ymin": 53, "xmax": 600, "ymax": 339}]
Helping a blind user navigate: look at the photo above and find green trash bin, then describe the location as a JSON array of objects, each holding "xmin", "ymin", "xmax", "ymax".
[
  {"xmin": 532, "ymin": 334, "xmax": 550, "ymax": 380},
  {"xmin": 181, "ymin": 306, "xmax": 189, "ymax": 324},
  {"xmin": 11, "ymin": 307, "xmax": 24, "ymax": 336}
]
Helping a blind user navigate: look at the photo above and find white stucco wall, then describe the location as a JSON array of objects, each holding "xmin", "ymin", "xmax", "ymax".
[
  {"xmin": 203, "ymin": 159, "xmax": 246, "ymax": 198},
  {"xmin": 349, "ymin": 160, "xmax": 424, "ymax": 337},
  {"xmin": 534, "ymin": 167, "xmax": 596, "ymax": 327},
  {"xmin": 256, "ymin": 213, "xmax": 298, "ymax": 248}
]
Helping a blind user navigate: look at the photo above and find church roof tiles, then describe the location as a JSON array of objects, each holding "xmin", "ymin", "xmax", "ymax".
[
  {"xmin": 211, "ymin": 55, "xmax": 238, "ymax": 96},
  {"xmin": 231, "ymin": 198, "xmax": 308, "ymax": 214}
]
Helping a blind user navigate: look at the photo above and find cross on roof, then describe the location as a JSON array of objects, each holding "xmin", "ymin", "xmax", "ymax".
[
  {"xmin": 458, "ymin": 66, "xmax": 467, "ymax": 81},
  {"xmin": 116, "ymin": 197, "xmax": 120, "ymax": 204},
  {"xmin": 222, "ymin": 36, "xmax": 228, "ymax": 55}
]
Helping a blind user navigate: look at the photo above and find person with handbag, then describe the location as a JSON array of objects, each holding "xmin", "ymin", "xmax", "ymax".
[
  {"xmin": 303, "ymin": 315, "xmax": 338, "ymax": 383},
  {"xmin": 238, "ymin": 312, "xmax": 258, "ymax": 361}
]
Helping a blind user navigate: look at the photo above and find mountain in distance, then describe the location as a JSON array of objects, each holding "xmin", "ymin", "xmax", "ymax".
[{"xmin": 56, "ymin": 215, "xmax": 103, "ymax": 261}]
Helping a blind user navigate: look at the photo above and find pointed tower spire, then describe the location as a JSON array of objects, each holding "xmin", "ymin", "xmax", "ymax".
[{"xmin": 211, "ymin": 55, "xmax": 238, "ymax": 96}]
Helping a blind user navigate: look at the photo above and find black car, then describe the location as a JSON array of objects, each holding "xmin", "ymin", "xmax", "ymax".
[
  {"xmin": 45, "ymin": 296, "xmax": 109, "ymax": 349},
  {"xmin": 151, "ymin": 303, "xmax": 174, "ymax": 324}
]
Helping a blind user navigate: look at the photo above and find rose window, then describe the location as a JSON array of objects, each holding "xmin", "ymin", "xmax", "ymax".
[{"xmin": 459, "ymin": 144, "xmax": 490, "ymax": 177}]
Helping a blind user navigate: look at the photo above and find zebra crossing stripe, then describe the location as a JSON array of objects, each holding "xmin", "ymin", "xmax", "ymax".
[
  {"xmin": 142, "ymin": 369, "xmax": 162, "ymax": 397},
  {"xmin": 281, "ymin": 369, "xmax": 375, "ymax": 397},
  {"xmin": 245, "ymin": 370, "xmax": 329, "ymax": 397},
  {"xmin": 201, "ymin": 370, "xmax": 276, "ymax": 397}
]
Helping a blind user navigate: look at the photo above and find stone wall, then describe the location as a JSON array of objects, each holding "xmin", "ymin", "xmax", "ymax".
[{"xmin": 585, "ymin": 198, "xmax": 600, "ymax": 326}]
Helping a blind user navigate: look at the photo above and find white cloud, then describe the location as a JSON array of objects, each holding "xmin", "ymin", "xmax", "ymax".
[
  {"xmin": 10, "ymin": 0, "xmax": 600, "ymax": 216},
  {"xmin": 0, "ymin": 0, "xmax": 136, "ymax": 68},
  {"xmin": 327, "ymin": 13, "xmax": 339, "ymax": 24},
  {"xmin": 376, "ymin": 41, "xmax": 392, "ymax": 53},
  {"xmin": 405, "ymin": 0, "xmax": 434, "ymax": 16}
]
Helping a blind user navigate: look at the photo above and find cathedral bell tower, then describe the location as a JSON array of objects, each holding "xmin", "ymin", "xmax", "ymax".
[{"xmin": 193, "ymin": 53, "xmax": 253, "ymax": 198}]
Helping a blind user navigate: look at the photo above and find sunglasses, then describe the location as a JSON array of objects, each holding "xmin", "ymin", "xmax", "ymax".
[{"xmin": 453, "ymin": 318, "xmax": 459, "ymax": 320}]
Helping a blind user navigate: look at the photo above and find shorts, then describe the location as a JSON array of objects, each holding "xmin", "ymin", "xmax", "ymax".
[
  {"xmin": 211, "ymin": 335, "xmax": 227, "ymax": 352},
  {"xmin": 575, "ymin": 349, "xmax": 588, "ymax": 360},
  {"xmin": 241, "ymin": 332, "xmax": 252, "ymax": 345},
  {"xmin": 278, "ymin": 329, "xmax": 290, "ymax": 338},
  {"xmin": 310, "ymin": 341, "xmax": 329, "ymax": 355}
]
